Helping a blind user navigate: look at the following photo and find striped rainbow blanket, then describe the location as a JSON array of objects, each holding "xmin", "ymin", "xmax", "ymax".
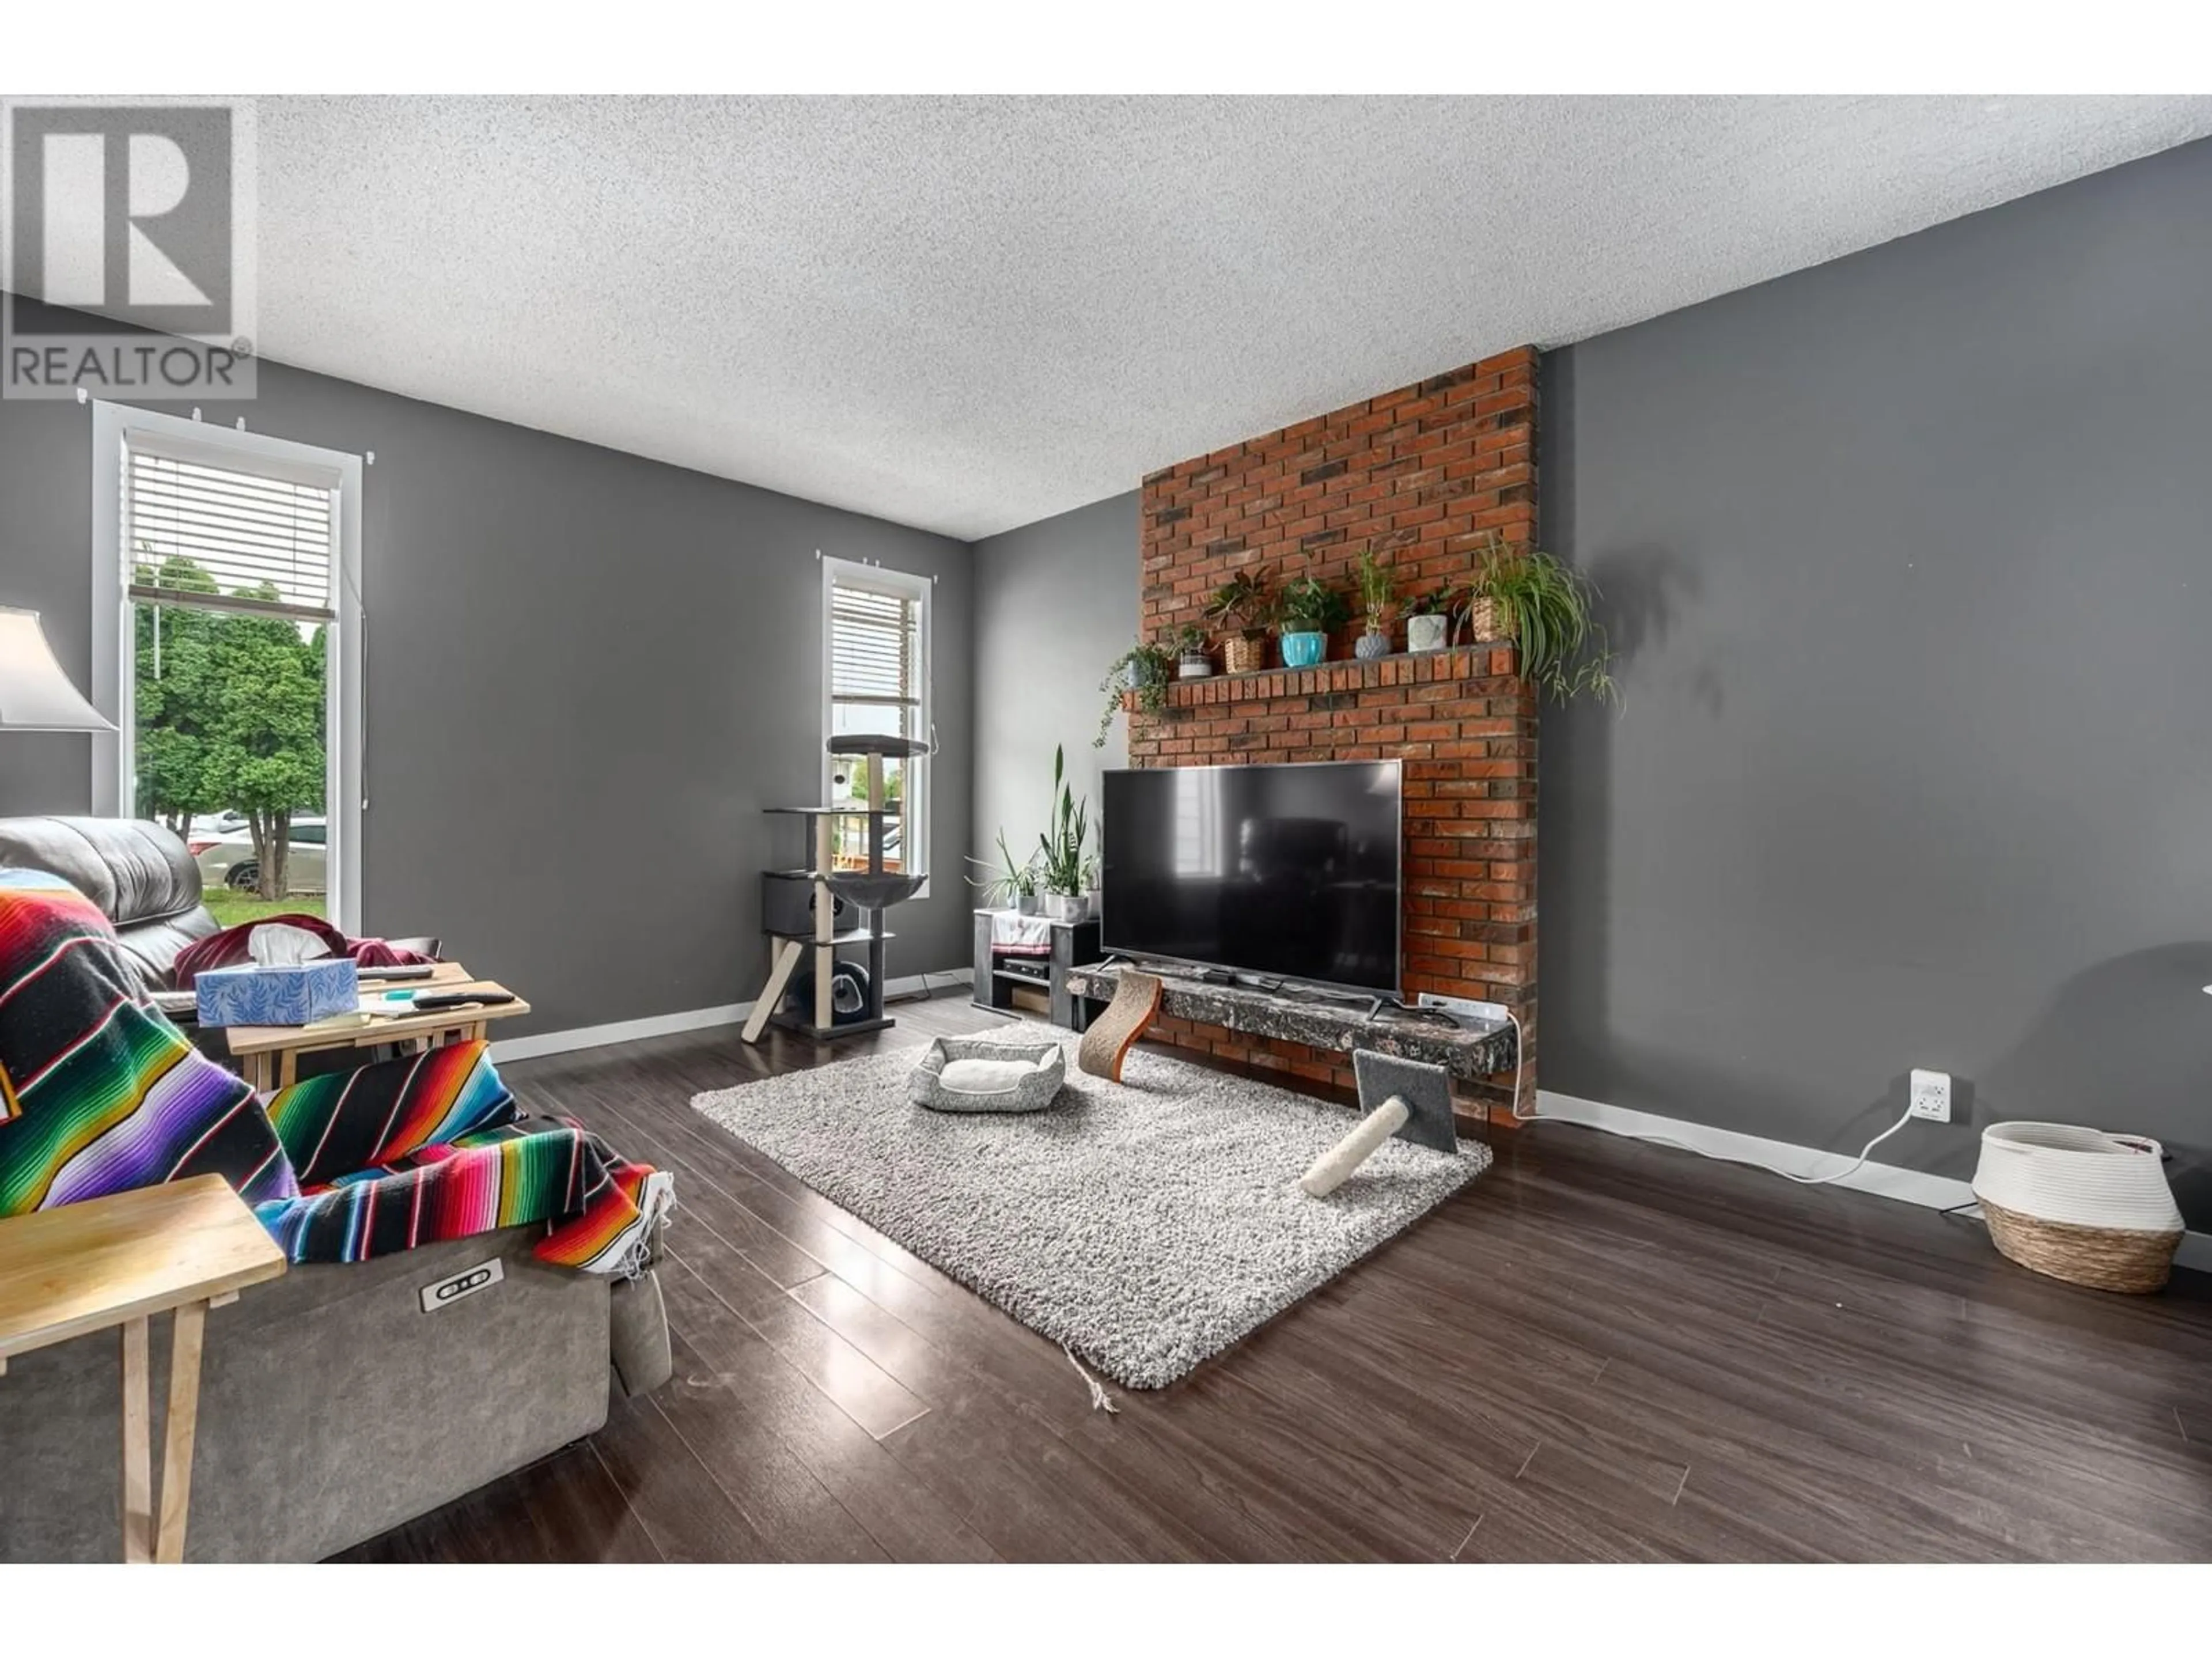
[
  {"xmin": 0, "ymin": 868, "xmax": 296, "ymax": 1211},
  {"xmin": 0, "ymin": 868, "xmax": 666, "ymax": 1273},
  {"xmin": 256, "ymin": 1040, "xmax": 671, "ymax": 1273}
]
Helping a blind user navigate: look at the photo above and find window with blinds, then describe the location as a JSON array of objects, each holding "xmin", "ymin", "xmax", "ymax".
[
  {"xmin": 118, "ymin": 433, "xmax": 343, "ymax": 919},
  {"xmin": 126, "ymin": 445, "xmax": 338, "ymax": 622},
  {"xmin": 824, "ymin": 560, "xmax": 930, "ymax": 878}
]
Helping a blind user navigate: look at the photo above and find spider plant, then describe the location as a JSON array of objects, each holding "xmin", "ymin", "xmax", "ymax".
[{"xmin": 1467, "ymin": 539, "xmax": 1618, "ymax": 703}]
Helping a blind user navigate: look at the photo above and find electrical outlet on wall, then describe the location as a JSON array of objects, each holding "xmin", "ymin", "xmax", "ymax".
[{"xmin": 1909, "ymin": 1069, "xmax": 1952, "ymax": 1123}]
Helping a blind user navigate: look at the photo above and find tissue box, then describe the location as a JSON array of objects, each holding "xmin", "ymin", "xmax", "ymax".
[{"xmin": 194, "ymin": 958, "xmax": 361, "ymax": 1028}]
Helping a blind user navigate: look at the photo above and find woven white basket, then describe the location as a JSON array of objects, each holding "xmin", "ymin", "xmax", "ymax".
[
  {"xmin": 1972, "ymin": 1123, "xmax": 2181, "ymax": 1229},
  {"xmin": 1971, "ymin": 1122, "xmax": 2183, "ymax": 1293}
]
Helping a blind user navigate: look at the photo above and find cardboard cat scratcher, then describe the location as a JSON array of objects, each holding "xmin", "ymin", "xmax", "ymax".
[{"xmin": 1076, "ymin": 969, "xmax": 1163, "ymax": 1082}]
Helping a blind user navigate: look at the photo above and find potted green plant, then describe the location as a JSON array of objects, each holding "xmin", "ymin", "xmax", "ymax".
[
  {"xmin": 1173, "ymin": 622, "xmax": 1212, "ymax": 680},
  {"xmin": 1096, "ymin": 638, "xmax": 1175, "ymax": 748},
  {"xmin": 1037, "ymin": 745, "xmax": 1092, "ymax": 921},
  {"xmin": 965, "ymin": 828, "xmax": 1041, "ymax": 914},
  {"xmin": 1354, "ymin": 547, "xmax": 1395, "ymax": 660},
  {"xmin": 1276, "ymin": 566, "xmax": 1349, "ymax": 667},
  {"xmin": 1404, "ymin": 585, "xmax": 1455, "ymax": 653},
  {"xmin": 1467, "ymin": 538, "xmax": 1619, "ymax": 702},
  {"xmin": 1205, "ymin": 567, "xmax": 1274, "ymax": 675}
]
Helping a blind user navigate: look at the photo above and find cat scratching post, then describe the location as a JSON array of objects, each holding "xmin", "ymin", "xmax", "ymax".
[
  {"xmin": 744, "ymin": 733, "xmax": 929, "ymax": 1044},
  {"xmin": 1300, "ymin": 1050, "xmax": 1459, "ymax": 1198},
  {"xmin": 1301, "ymin": 1095, "xmax": 1411, "ymax": 1197}
]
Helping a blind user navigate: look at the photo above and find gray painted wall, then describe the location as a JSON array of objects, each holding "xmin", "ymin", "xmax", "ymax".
[
  {"xmin": 967, "ymin": 141, "xmax": 2212, "ymax": 1229},
  {"xmin": 1541, "ymin": 137, "xmax": 2212, "ymax": 1224},
  {"xmin": 0, "ymin": 300, "xmax": 974, "ymax": 1036},
  {"xmin": 971, "ymin": 493, "xmax": 1136, "ymax": 880}
]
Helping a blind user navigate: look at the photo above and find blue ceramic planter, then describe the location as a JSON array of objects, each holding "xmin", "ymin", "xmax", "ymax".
[{"xmin": 1281, "ymin": 631, "xmax": 1325, "ymax": 667}]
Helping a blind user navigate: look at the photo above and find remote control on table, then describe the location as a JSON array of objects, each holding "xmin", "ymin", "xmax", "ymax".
[{"xmin": 410, "ymin": 991, "xmax": 517, "ymax": 1012}]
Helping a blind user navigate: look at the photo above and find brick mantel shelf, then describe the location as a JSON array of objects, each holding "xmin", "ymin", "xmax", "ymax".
[
  {"xmin": 1132, "ymin": 642, "xmax": 1521, "ymax": 716},
  {"xmin": 1126, "ymin": 346, "xmax": 1541, "ymax": 1121}
]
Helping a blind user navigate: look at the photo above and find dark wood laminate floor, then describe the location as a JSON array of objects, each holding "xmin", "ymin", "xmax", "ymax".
[{"xmin": 339, "ymin": 994, "xmax": 2212, "ymax": 1563}]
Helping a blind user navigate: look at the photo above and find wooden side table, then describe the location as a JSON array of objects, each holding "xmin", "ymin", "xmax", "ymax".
[
  {"xmin": 0, "ymin": 1176, "xmax": 286, "ymax": 1562},
  {"xmin": 223, "ymin": 966, "xmax": 530, "ymax": 1091}
]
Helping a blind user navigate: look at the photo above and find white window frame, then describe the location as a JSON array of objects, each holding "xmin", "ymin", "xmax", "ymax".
[
  {"xmin": 820, "ymin": 555, "xmax": 932, "ymax": 894},
  {"xmin": 89, "ymin": 402, "xmax": 366, "ymax": 933}
]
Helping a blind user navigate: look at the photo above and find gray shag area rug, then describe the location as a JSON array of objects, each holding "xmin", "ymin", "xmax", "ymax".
[{"xmin": 690, "ymin": 1030, "xmax": 1490, "ymax": 1388}]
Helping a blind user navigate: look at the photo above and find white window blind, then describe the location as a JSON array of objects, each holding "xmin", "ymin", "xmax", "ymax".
[
  {"xmin": 125, "ymin": 445, "xmax": 337, "ymax": 622},
  {"xmin": 830, "ymin": 583, "xmax": 921, "ymax": 709}
]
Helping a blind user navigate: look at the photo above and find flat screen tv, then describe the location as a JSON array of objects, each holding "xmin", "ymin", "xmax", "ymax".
[{"xmin": 1100, "ymin": 759, "xmax": 1402, "ymax": 994}]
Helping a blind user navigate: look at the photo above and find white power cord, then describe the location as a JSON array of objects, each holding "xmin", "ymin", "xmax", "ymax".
[
  {"xmin": 1760, "ymin": 1104, "xmax": 1918, "ymax": 1185},
  {"xmin": 1505, "ymin": 1009, "xmax": 1530, "ymax": 1121},
  {"xmin": 1529, "ymin": 1092, "xmax": 1921, "ymax": 1187}
]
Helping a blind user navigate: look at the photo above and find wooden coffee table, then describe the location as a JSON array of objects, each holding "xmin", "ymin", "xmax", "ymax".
[
  {"xmin": 0, "ymin": 1176, "xmax": 287, "ymax": 1562},
  {"xmin": 223, "ymin": 961, "xmax": 530, "ymax": 1090}
]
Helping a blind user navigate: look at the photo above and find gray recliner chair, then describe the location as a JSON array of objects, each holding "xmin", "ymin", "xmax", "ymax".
[{"xmin": 0, "ymin": 815, "xmax": 672, "ymax": 1562}]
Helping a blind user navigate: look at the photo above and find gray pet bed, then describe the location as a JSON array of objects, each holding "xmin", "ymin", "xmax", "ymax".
[{"xmin": 909, "ymin": 1036, "xmax": 1066, "ymax": 1114}]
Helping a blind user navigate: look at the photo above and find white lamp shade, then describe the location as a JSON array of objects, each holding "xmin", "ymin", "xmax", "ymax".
[{"xmin": 0, "ymin": 607, "xmax": 115, "ymax": 732}]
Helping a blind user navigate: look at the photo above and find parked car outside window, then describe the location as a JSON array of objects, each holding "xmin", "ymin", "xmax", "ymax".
[{"xmin": 194, "ymin": 817, "xmax": 328, "ymax": 895}]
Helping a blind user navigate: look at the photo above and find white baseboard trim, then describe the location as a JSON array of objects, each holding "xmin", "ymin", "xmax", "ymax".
[
  {"xmin": 1533, "ymin": 1088, "xmax": 2212, "ymax": 1275},
  {"xmin": 491, "ymin": 1002, "xmax": 752, "ymax": 1063},
  {"xmin": 488, "ymin": 970, "xmax": 968, "ymax": 1065}
]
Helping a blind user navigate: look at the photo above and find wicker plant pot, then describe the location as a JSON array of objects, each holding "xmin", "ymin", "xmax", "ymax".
[
  {"xmin": 1224, "ymin": 634, "xmax": 1266, "ymax": 675},
  {"xmin": 1971, "ymin": 1123, "xmax": 2184, "ymax": 1294},
  {"xmin": 1464, "ymin": 595, "xmax": 1503, "ymax": 641}
]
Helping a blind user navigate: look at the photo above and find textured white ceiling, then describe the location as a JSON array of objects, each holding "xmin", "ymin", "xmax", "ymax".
[{"xmin": 238, "ymin": 96, "xmax": 2212, "ymax": 540}]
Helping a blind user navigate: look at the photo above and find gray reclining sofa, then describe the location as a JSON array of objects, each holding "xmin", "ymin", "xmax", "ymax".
[{"xmin": 0, "ymin": 816, "xmax": 672, "ymax": 1561}]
